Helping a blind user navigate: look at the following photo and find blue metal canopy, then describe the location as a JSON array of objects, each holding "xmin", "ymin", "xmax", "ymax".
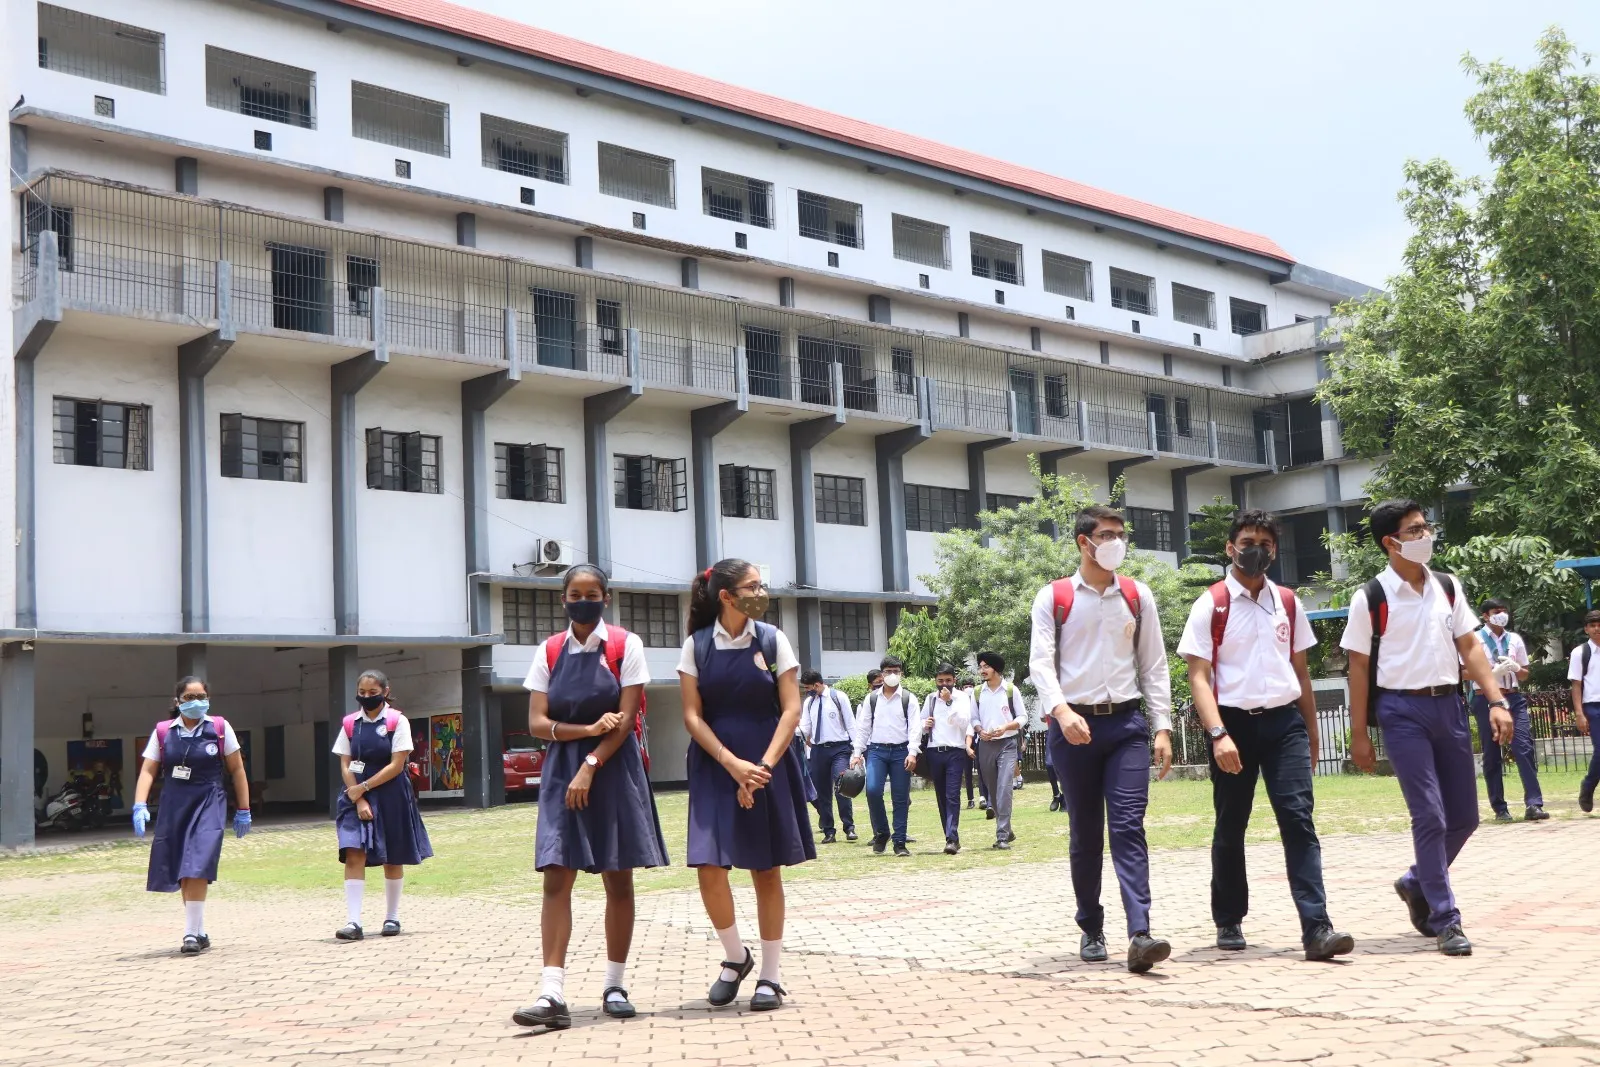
[{"xmin": 1555, "ymin": 557, "xmax": 1600, "ymax": 608}]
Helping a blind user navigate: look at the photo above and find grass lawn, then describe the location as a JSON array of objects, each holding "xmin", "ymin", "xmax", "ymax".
[{"xmin": 1, "ymin": 771, "xmax": 1591, "ymax": 916}]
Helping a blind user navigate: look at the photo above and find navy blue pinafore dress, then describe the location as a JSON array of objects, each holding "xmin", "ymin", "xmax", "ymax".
[
  {"xmin": 334, "ymin": 711, "xmax": 432, "ymax": 867},
  {"xmin": 146, "ymin": 719, "xmax": 227, "ymax": 893},
  {"xmin": 536, "ymin": 642, "xmax": 668, "ymax": 873},
  {"xmin": 685, "ymin": 627, "xmax": 815, "ymax": 870}
]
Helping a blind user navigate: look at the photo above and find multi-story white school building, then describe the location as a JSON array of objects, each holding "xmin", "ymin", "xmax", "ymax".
[{"xmin": 0, "ymin": 0, "xmax": 1376, "ymax": 845}]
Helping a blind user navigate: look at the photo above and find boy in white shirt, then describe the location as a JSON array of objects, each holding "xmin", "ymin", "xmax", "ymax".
[
  {"xmin": 1566, "ymin": 610, "xmax": 1600, "ymax": 813},
  {"xmin": 917, "ymin": 663, "xmax": 975, "ymax": 854},
  {"xmin": 850, "ymin": 655, "xmax": 919, "ymax": 857},
  {"xmin": 1469, "ymin": 599, "xmax": 1544, "ymax": 822}
]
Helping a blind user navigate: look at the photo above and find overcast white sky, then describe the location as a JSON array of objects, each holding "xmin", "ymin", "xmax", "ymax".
[{"xmin": 460, "ymin": 0, "xmax": 1600, "ymax": 288}]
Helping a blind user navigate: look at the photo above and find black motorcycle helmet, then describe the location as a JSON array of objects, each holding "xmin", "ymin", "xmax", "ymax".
[{"xmin": 836, "ymin": 766, "xmax": 866, "ymax": 799}]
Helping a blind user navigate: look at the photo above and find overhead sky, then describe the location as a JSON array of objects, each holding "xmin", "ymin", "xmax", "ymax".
[{"xmin": 457, "ymin": 0, "xmax": 1600, "ymax": 289}]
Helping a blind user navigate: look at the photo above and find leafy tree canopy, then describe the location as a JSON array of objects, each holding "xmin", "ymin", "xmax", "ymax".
[{"xmin": 1181, "ymin": 495, "xmax": 1236, "ymax": 569}]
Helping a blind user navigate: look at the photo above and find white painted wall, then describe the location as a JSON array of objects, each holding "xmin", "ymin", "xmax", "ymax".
[
  {"xmin": 810, "ymin": 432, "xmax": 881, "ymax": 592},
  {"xmin": 714, "ymin": 418, "xmax": 797, "ymax": 588},
  {"xmin": 607, "ymin": 407, "xmax": 695, "ymax": 585},
  {"xmin": 483, "ymin": 387, "xmax": 587, "ymax": 575}
]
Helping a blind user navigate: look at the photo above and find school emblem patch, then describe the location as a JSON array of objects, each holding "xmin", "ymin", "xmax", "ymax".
[
  {"xmin": 205, "ymin": 742, "xmax": 219, "ymax": 756},
  {"xmin": 1276, "ymin": 621, "xmax": 1291, "ymax": 645},
  {"xmin": 753, "ymin": 650, "xmax": 769, "ymax": 671},
  {"xmin": 376, "ymin": 724, "xmax": 388, "ymax": 737}
]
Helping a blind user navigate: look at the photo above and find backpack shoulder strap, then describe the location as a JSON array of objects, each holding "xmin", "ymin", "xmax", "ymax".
[
  {"xmin": 209, "ymin": 716, "xmax": 228, "ymax": 746},
  {"xmin": 1363, "ymin": 578, "xmax": 1388, "ymax": 696},
  {"xmin": 1276, "ymin": 584, "xmax": 1298, "ymax": 645},
  {"xmin": 1051, "ymin": 577, "xmax": 1075, "ymax": 624},
  {"xmin": 1585, "ymin": 642, "xmax": 1593, "ymax": 679},
  {"xmin": 602, "ymin": 626, "xmax": 629, "ymax": 681},
  {"xmin": 543, "ymin": 632, "xmax": 565, "ymax": 672},
  {"xmin": 1432, "ymin": 570, "xmax": 1456, "ymax": 606},
  {"xmin": 754, "ymin": 621, "xmax": 779, "ymax": 676},
  {"xmin": 341, "ymin": 712, "xmax": 360, "ymax": 739},
  {"xmin": 1117, "ymin": 575, "xmax": 1142, "ymax": 619},
  {"xmin": 692, "ymin": 627, "xmax": 716, "ymax": 676},
  {"xmin": 383, "ymin": 710, "xmax": 401, "ymax": 734},
  {"xmin": 154, "ymin": 720, "xmax": 173, "ymax": 749},
  {"xmin": 1208, "ymin": 581, "xmax": 1231, "ymax": 673}
]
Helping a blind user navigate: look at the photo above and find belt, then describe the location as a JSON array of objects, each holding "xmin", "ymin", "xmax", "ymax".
[
  {"xmin": 926, "ymin": 744, "xmax": 966, "ymax": 752},
  {"xmin": 1218, "ymin": 703, "xmax": 1295, "ymax": 717},
  {"xmin": 1379, "ymin": 685, "xmax": 1459, "ymax": 697},
  {"xmin": 1073, "ymin": 699, "xmax": 1141, "ymax": 716},
  {"xmin": 814, "ymin": 739, "xmax": 850, "ymax": 746}
]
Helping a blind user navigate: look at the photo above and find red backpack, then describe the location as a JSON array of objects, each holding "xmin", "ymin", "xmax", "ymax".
[
  {"xmin": 1051, "ymin": 575, "xmax": 1143, "ymax": 666},
  {"xmin": 1206, "ymin": 581, "xmax": 1298, "ymax": 672},
  {"xmin": 153, "ymin": 715, "xmax": 229, "ymax": 756},
  {"xmin": 543, "ymin": 627, "xmax": 649, "ymax": 770}
]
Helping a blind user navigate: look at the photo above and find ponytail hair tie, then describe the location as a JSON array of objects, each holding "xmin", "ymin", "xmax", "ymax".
[{"xmin": 704, "ymin": 567, "xmax": 713, "ymax": 581}]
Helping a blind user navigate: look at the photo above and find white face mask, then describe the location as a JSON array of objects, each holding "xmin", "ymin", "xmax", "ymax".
[
  {"xmin": 881, "ymin": 672, "xmax": 902, "ymax": 689},
  {"xmin": 1394, "ymin": 534, "xmax": 1435, "ymax": 565},
  {"xmin": 1488, "ymin": 612, "xmax": 1509, "ymax": 628},
  {"xmin": 1089, "ymin": 537, "xmax": 1127, "ymax": 571}
]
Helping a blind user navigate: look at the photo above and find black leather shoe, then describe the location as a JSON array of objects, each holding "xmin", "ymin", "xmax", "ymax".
[
  {"xmin": 1006, "ymin": 830, "xmax": 1016, "ymax": 843},
  {"xmin": 1394, "ymin": 878, "xmax": 1430, "ymax": 936},
  {"xmin": 820, "ymin": 831, "xmax": 837, "ymax": 844},
  {"xmin": 195, "ymin": 934, "xmax": 211, "ymax": 951},
  {"xmin": 844, "ymin": 827, "xmax": 858, "ymax": 841},
  {"xmin": 1049, "ymin": 795, "xmax": 1062, "ymax": 812},
  {"xmin": 1127, "ymin": 933, "xmax": 1171, "ymax": 974},
  {"xmin": 991, "ymin": 840, "xmax": 1011, "ymax": 851},
  {"xmin": 381, "ymin": 920, "xmax": 401, "ymax": 937},
  {"xmin": 512, "ymin": 996, "xmax": 571, "ymax": 1029},
  {"xmin": 943, "ymin": 840, "xmax": 958, "ymax": 855},
  {"xmin": 708, "ymin": 947, "xmax": 753, "ymax": 1007},
  {"xmin": 871, "ymin": 834, "xmax": 888, "ymax": 855},
  {"xmin": 750, "ymin": 980, "xmax": 785, "ymax": 1011},
  {"xmin": 336, "ymin": 922, "xmax": 364, "ymax": 941},
  {"xmin": 1079, "ymin": 931, "xmax": 1108, "ymax": 963},
  {"xmin": 1437, "ymin": 924, "xmax": 1473, "ymax": 956},
  {"xmin": 1493, "ymin": 811, "xmax": 1515, "ymax": 823},
  {"xmin": 180, "ymin": 935, "xmax": 203, "ymax": 955},
  {"xmin": 601, "ymin": 987, "xmax": 636, "ymax": 1019},
  {"xmin": 1525, "ymin": 806, "xmax": 1550, "ymax": 822},
  {"xmin": 893, "ymin": 842, "xmax": 911, "ymax": 857},
  {"xmin": 1582, "ymin": 783, "xmax": 1596, "ymax": 813},
  {"xmin": 1216, "ymin": 924, "xmax": 1246, "ymax": 951},
  {"xmin": 1304, "ymin": 926, "xmax": 1355, "ymax": 961},
  {"xmin": 985, "ymin": 806, "xmax": 997, "ymax": 820}
]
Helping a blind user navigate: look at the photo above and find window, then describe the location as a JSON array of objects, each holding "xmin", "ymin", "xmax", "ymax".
[
  {"xmin": 598, "ymin": 143, "xmax": 675, "ymax": 207},
  {"xmin": 798, "ymin": 337, "xmax": 873, "ymax": 411},
  {"xmin": 702, "ymin": 168, "xmax": 773, "ymax": 227},
  {"xmin": 220, "ymin": 414, "xmax": 303, "ymax": 481},
  {"xmin": 1230, "ymin": 298, "xmax": 1267, "ymax": 336},
  {"xmin": 52, "ymin": 397, "xmax": 149, "ymax": 470},
  {"xmin": 1110, "ymin": 268, "xmax": 1156, "ymax": 315},
  {"xmin": 892, "ymin": 215, "xmax": 950, "ymax": 269},
  {"xmin": 719, "ymin": 464, "xmax": 775, "ymax": 520},
  {"xmin": 37, "ymin": 4, "xmax": 164, "ymax": 94},
  {"xmin": 905, "ymin": 484, "xmax": 971, "ymax": 533},
  {"xmin": 503, "ymin": 588, "xmax": 562, "ymax": 645},
  {"xmin": 764, "ymin": 598, "xmax": 784, "ymax": 634},
  {"xmin": 815, "ymin": 474, "xmax": 866, "ymax": 526},
  {"xmin": 614, "ymin": 455, "xmax": 687, "ymax": 512},
  {"xmin": 269, "ymin": 242, "xmax": 329, "ymax": 333},
  {"xmin": 351, "ymin": 82, "xmax": 449, "ymax": 157},
  {"xmin": 1010, "ymin": 368, "xmax": 1039, "ymax": 435},
  {"xmin": 1174, "ymin": 396, "xmax": 1193, "ymax": 438},
  {"xmin": 264, "ymin": 724, "xmax": 286, "ymax": 780},
  {"xmin": 985, "ymin": 493, "xmax": 1032, "ymax": 512},
  {"xmin": 1044, "ymin": 374, "xmax": 1068, "ymax": 419},
  {"xmin": 532, "ymin": 287, "xmax": 577, "ymax": 368},
  {"xmin": 797, "ymin": 191, "xmax": 863, "ymax": 249},
  {"xmin": 480, "ymin": 114, "xmax": 567, "ymax": 183},
  {"xmin": 821, "ymin": 601, "xmax": 872, "ymax": 652},
  {"xmin": 970, "ymin": 233, "xmax": 1023, "ymax": 285},
  {"xmin": 891, "ymin": 348, "xmax": 916, "ymax": 395},
  {"xmin": 1172, "ymin": 283, "xmax": 1216, "ymax": 330},
  {"xmin": 1125, "ymin": 507, "xmax": 1175, "ymax": 553},
  {"xmin": 1042, "ymin": 251, "xmax": 1092, "ymax": 301},
  {"xmin": 596, "ymin": 299, "xmax": 623, "ymax": 357},
  {"xmin": 495, "ymin": 443, "xmax": 564, "ymax": 502},
  {"xmin": 365, "ymin": 428, "xmax": 440, "ymax": 493},
  {"xmin": 204, "ymin": 47, "xmax": 313, "ymax": 128},
  {"xmin": 621, "ymin": 593, "xmax": 681, "ymax": 647},
  {"xmin": 744, "ymin": 326, "xmax": 783, "ymax": 399},
  {"xmin": 346, "ymin": 255, "xmax": 378, "ymax": 318},
  {"xmin": 23, "ymin": 200, "xmax": 73, "ymax": 272}
]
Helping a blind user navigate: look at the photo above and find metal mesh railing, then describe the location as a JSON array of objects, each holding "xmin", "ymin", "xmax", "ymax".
[
  {"xmin": 481, "ymin": 114, "xmax": 567, "ymax": 183},
  {"xmin": 205, "ymin": 46, "xmax": 314, "ymax": 128},
  {"xmin": 352, "ymin": 82, "xmax": 450, "ymax": 157},
  {"xmin": 1042, "ymin": 250, "xmax": 1092, "ymax": 301},
  {"xmin": 892, "ymin": 214, "xmax": 950, "ymax": 270},
  {"xmin": 599, "ymin": 143, "xmax": 675, "ymax": 207}
]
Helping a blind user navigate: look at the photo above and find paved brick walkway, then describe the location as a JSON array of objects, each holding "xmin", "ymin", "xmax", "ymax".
[{"xmin": 3, "ymin": 819, "xmax": 1597, "ymax": 1066}]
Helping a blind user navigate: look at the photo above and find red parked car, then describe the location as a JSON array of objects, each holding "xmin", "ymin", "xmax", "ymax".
[{"xmin": 502, "ymin": 734, "xmax": 546, "ymax": 795}]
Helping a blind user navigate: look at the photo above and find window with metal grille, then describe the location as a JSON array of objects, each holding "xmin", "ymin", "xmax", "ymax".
[
  {"xmin": 821, "ymin": 601, "xmax": 872, "ymax": 652},
  {"xmin": 532, "ymin": 287, "xmax": 577, "ymax": 368},
  {"xmin": 719, "ymin": 464, "xmax": 776, "ymax": 520},
  {"xmin": 1230, "ymin": 298, "xmax": 1267, "ymax": 336},
  {"xmin": 797, "ymin": 190, "xmax": 863, "ymax": 249},
  {"xmin": 503, "ymin": 588, "xmax": 563, "ymax": 645},
  {"xmin": 985, "ymin": 493, "xmax": 1032, "ymax": 512},
  {"xmin": 764, "ymin": 598, "xmax": 784, "ymax": 634},
  {"xmin": 702, "ymin": 167, "xmax": 773, "ymax": 227},
  {"xmin": 595, "ymin": 298, "xmax": 623, "ymax": 356},
  {"xmin": 970, "ymin": 233, "xmax": 1023, "ymax": 285},
  {"xmin": 1042, "ymin": 251, "xmax": 1092, "ymax": 300},
  {"xmin": 204, "ymin": 46, "xmax": 313, "ymax": 128},
  {"xmin": 621, "ymin": 592, "xmax": 681, "ymax": 647},
  {"xmin": 1124, "ymin": 507, "xmax": 1175, "ymax": 553},
  {"xmin": 1172, "ymin": 283, "xmax": 1216, "ymax": 330},
  {"xmin": 37, "ymin": 4, "xmax": 164, "ymax": 94},
  {"xmin": 599, "ymin": 143, "xmax": 675, "ymax": 207},
  {"xmin": 495, "ymin": 443, "xmax": 564, "ymax": 502},
  {"xmin": 1045, "ymin": 374, "xmax": 1068, "ymax": 418},
  {"xmin": 480, "ymin": 114, "xmax": 567, "ymax": 183},
  {"xmin": 268, "ymin": 243, "xmax": 329, "ymax": 334},
  {"xmin": 1174, "ymin": 396, "xmax": 1193, "ymax": 438},
  {"xmin": 744, "ymin": 326, "xmax": 783, "ymax": 400},
  {"xmin": 891, "ymin": 348, "xmax": 916, "ymax": 395},
  {"xmin": 346, "ymin": 255, "xmax": 377, "ymax": 317},
  {"xmin": 892, "ymin": 214, "xmax": 950, "ymax": 269},
  {"xmin": 23, "ymin": 200, "xmax": 73, "ymax": 272},
  {"xmin": 614, "ymin": 455, "xmax": 687, "ymax": 512},
  {"xmin": 365, "ymin": 428, "xmax": 441, "ymax": 493},
  {"xmin": 905, "ymin": 483, "xmax": 971, "ymax": 533},
  {"xmin": 1110, "ymin": 268, "xmax": 1156, "ymax": 315},
  {"xmin": 815, "ymin": 474, "xmax": 866, "ymax": 526},
  {"xmin": 52, "ymin": 397, "xmax": 149, "ymax": 470},
  {"xmin": 351, "ymin": 81, "xmax": 449, "ymax": 157},
  {"xmin": 220, "ymin": 414, "xmax": 304, "ymax": 482}
]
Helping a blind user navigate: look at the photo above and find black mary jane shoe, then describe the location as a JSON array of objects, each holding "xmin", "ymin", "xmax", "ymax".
[
  {"xmin": 180, "ymin": 934, "xmax": 203, "ymax": 955},
  {"xmin": 195, "ymin": 934, "xmax": 211, "ymax": 951},
  {"xmin": 512, "ymin": 996, "xmax": 572, "ymax": 1030},
  {"xmin": 381, "ymin": 920, "xmax": 401, "ymax": 937},
  {"xmin": 749, "ymin": 979, "xmax": 786, "ymax": 1011},
  {"xmin": 336, "ymin": 922, "xmax": 364, "ymax": 941},
  {"xmin": 602, "ymin": 987, "xmax": 637, "ymax": 1019},
  {"xmin": 707, "ymin": 947, "xmax": 754, "ymax": 1007}
]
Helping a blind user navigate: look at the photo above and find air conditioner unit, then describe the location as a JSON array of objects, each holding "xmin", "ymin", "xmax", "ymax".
[{"xmin": 535, "ymin": 538, "xmax": 575, "ymax": 569}]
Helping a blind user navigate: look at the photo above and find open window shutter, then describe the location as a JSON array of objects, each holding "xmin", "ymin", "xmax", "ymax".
[
  {"xmin": 401, "ymin": 432, "xmax": 424, "ymax": 493},
  {"xmin": 673, "ymin": 458, "xmax": 688, "ymax": 512},
  {"xmin": 220, "ymin": 413, "xmax": 243, "ymax": 478},
  {"xmin": 719, "ymin": 464, "xmax": 735, "ymax": 516},
  {"xmin": 507, "ymin": 444, "xmax": 529, "ymax": 501},
  {"xmin": 528, "ymin": 444, "xmax": 549, "ymax": 502},
  {"xmin": 365, "ymin": 428, "xmax": 384, "ymax": 489},
  {"xmin": 734, "ymin": 467, "xmax": 751, "ymax": 517},
  {"xmin": 639, "ymin": 456, "xmax": 657, "ymax": 511}
]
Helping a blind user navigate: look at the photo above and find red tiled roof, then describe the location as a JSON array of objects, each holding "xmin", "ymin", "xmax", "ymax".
[{"xmin": 334, "ymin": 0, "xmax": 1294, "ymax": 264}]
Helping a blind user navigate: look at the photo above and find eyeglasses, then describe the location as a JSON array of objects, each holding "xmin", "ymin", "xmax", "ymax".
[
  {"xmin": 732, "ymin": 581, "xmax": 768, "ymax": 595},
  {"xmin": 1396, "ymin": 521, "xmax": 1434, "ymax": 539},
  {"xmin": 1087, "ymin": 530, "xmax": 1127, "ymax": 544}
]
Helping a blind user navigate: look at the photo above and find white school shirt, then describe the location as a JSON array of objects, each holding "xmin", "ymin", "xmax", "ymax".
[
  {"xmin": 522, "ymin": 620, "xmax": 650, "ymax": 693},
  {"xmin": 1470, "ymin": 627, "xmax": 1528, "ymax": 692},
  {"xmin": 853, "ymin": 687, "xmax": 921, "ymax": 756},
  {"xmin": 973, "ymin": 680, "xmax": 1027, "ymax": 739},
  {"xmin": 1027, "ymin": 572, "xmax": 1173, "ymax": 733},
  {"xmin": 674, "ymin": 617, "xmax": 801, "ymax": 678},
  {"xmin": 801, "ymin": 686, "xmax": 856, "ymax": 745},
  {"xmin": 330, "ymin": 704, "xmax": 415, "ymax": 756},
  {"xmin": 141, "ymin": 713, "xmax": 242, "ymax": 762},
  {"xmin": 1177, "ymin": 573, "xmax": 1316, "ymax": 710},
  {"xmin": 1339, "ymin": 567, "xmax": 1476, "ymax": 690},
  {"xmin": 1568, "ymin": 641, "xmax": 1600, "ymax": 704},
  {"xmin": 920, "ymin": 688, "xmax": 976, "ymax": 749}
]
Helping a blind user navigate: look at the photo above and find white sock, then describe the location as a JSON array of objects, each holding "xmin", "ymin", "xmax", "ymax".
[
  {"xmin": 604, "ymin": 960, "xmax": 627, "ymax": 1002},
  {"xmin": 714, "ymin": 924, "xmax": 746, "ymax": 982},
  {"xmin": 541, "ymin": 966, "xmax": 565, "ymax": 1003},
  {"xmin": 384, "ymin": 878, "xmax": 403, "ymax": 923},
  {"xmin": 759, "ymin": 939, "xmax": 782, "ymax": 985},
  {"xmin": 344, "ymin": 879, "xmax": 364, "ymax": 926},
  {"xmin": 184, "ymin": 900, "xmax": 205, "ymax": 937}
]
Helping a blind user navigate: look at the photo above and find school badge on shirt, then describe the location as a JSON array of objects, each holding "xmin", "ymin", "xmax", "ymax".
[
  {"xmin": 753, "ymin": 650, "xmax": 769, "ymax": 671},
  {"xmin": 1276, "ymin": 620, "xmax": 1291, "ymax": 645},
  {"xmin": 376, "ymin": 723, "xmax": 388, "ymax": 737},
  {"xmin": 205, "ymin": 742, "xmax": 219, "ymax": 756}
]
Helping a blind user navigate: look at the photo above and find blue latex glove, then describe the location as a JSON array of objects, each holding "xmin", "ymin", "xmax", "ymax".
[
  {"xmin": 233, "ymin": 810, "xmax": 252, "ymax": 839},
  {"xmin": 132, "ymin": 803, "xmax": 150, "ymax": 838}
]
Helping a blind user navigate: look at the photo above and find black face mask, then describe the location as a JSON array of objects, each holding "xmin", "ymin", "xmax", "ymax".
[
  {"xmin": 1233, "ymin": 544, "xmax": 1273, "ymax": 578},
  {"xmin": 357, "ymin": 693, "xmax": 386, "ymax": 712},
  {"xmin": 565, "ymin": 599, "xmax": 606, "ymax": 625}
]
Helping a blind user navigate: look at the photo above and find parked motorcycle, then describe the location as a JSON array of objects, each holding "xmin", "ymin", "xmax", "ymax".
[{"xmin": 35, "ymin": 778, "xmax": 92, "ymax": 833}]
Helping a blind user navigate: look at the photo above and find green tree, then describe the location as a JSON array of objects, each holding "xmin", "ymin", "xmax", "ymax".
[{"xmin": 1180, "ymin": 495, "xmax": 1237, "ymax": 568}]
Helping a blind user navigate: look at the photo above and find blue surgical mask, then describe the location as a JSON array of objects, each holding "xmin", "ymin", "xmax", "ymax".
[{"xmin": 177, "ymin": 698, "xmax": 209, "ymax": 719}]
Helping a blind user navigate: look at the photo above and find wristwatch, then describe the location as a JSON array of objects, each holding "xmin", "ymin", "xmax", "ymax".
[
  {"xmin": 1488, "ymin": 699, "xmax": 1509, "ymax": 710},
  {"xmin": 584, "ymin": 753, "xmax": 601, "ymax": 769},
  {"xmin": 1207, "ymin": 725, "xmax": 1228, "ymax": 742}
]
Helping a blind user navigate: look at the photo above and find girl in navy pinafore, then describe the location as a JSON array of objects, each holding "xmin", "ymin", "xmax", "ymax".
[{"xmin": 678, "ymin": 559, "xmax": 812, "ymax": 1014}]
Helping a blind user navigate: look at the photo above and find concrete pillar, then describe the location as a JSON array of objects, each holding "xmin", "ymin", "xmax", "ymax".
[
  {"xmin": 177, "ymin": 266, "xmax": 236, "ymax": 634},
  {"xmin": 1, "ymin": 644, "xmax": 37, "ymax": 849},
  {"xmin": 692, "ymin": 388, "xmax": 748, "ymax": 571},
  {"xmin": 325, "ymin": 646, "xmax": 360, "ymax": 818},
  {"xmin": 1171, "ymin": 464, "xmax": 1215, "ymax": 562},
  {"xmin": 463, "ymin": 368, "xmax": 520, "ymax": 634},
  {"xmin": 790, "ymin": 413, "xmax": 845, "ymax": 671},
  {"xmin": 176, "ymin": 643, "xmax": 207, "ymax": 683},
  {"xmin": 14, "ymin": 230, "xmax": 63, "ymax": 629},
  {"xmin": 460, "ymin": 646, "xmax": 498, "ymax": 809},
  {"xmin": 9, "ymin": 123, "xmax": 26, "ymax": 179},
  {"xmin": 584, "ymin": 359, "xmax": 643, "ymax": 575},
  {"xmin": 876, "ymin": 381, "xmax": 934, "ymax": 592},
  {"xmin": 331, "ymin": 322, "xmax": 389, "ymax": 635}
]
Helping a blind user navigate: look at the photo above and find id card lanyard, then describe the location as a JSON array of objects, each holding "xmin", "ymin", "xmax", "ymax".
[{"xmin": 171, "ymin": 719, "xmax": 207, "ymax": 781}]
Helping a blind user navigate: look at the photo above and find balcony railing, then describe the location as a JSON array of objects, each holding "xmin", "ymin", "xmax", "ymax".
[{"xmin": 14, "ymin": 172, "xmax": 1277, "ymax": 467}]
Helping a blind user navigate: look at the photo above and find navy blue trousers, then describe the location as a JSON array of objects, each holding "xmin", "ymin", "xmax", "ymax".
[
  {"xmin": 1468, "ymin": 691, "xmax": 1542, "ymax": 813},
  {"xmin": 923, "ymin": 746, "xmax": 969, "ymax": 844},
  {"xmin": 807, "ymin": 741, "xmax": 854, "ymax": 834},
  {"xmin": 1048, "ymin": 712, "xmax": 1152, "ymax": 938}
]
